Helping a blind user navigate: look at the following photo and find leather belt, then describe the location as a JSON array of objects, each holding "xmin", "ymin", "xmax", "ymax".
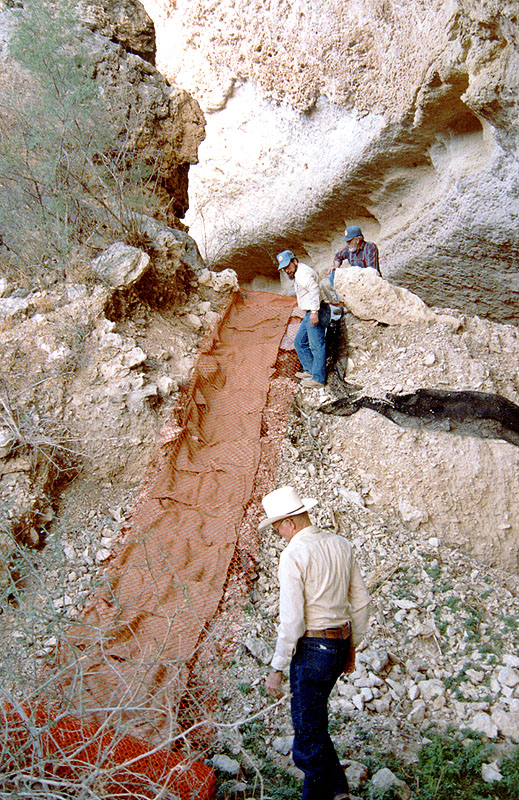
[{"xmin": 304, "ymin": 622, "xmax": 351, "ymax": 640}]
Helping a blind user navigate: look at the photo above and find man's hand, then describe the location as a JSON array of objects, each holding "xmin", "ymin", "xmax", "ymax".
[
  {"xmin": 310, "ymin": 311, "xmax": 319, "ymax": 326},
  {"xmin": 265, "ymin": 670, "xmax": 283, "ymax": 699},
  {"xmin": 328, "ymin": 259, "xmax": 340, "ymax": 273}
]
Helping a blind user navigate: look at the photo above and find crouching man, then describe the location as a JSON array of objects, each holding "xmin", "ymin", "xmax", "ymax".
[{"xmin": 259, "ymin": 486, "xmax": 371, "ymax": 800}]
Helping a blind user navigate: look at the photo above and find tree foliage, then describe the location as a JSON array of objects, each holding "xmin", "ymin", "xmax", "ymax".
[{"xmin": 0, "ymin": 0, "xmax": 160, "ymax": 280}]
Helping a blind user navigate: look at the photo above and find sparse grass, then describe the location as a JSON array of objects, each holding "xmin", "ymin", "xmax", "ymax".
[
  {"xmin": 214, "ymin": 717, "xmax": 519, "ymax": 800},
  {"xmin": 498, "ymin": 613, "xmax": 518, "ymax": 631}
]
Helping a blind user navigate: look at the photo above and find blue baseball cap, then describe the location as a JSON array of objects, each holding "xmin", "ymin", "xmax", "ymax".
[
  {"xmin": 344, "ymin": 225, "xmax": 363, "ymax": 241},
  {"xmin": 276, "ymin": 250, "xmax": 295, "ymax": 270}
]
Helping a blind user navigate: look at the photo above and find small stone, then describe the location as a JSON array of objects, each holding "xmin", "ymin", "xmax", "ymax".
[
  {"xmin": 418, "ymin": 679, "xmax": 445, "ymax": 702},
  {"xmin": 342, "ymin": 760, "xmax": 368, "ymax": 791},
  {"xmin": 407, "ymin": 700, "xmax": 426, "ymax": 725},
  {"xmin": 123, "ymin": 346, "xmax": 147, "ymax": 368},
  {"xmin": 394, "ymin": 599, "xmax": 418, "ymax": 610},
  {"xmin": 398, "ymin": 500, "xmax": 427, "ymax": 528},
  {"xmin": 372, "ymin": 696, "xmax": 392, "ymax": 713},
  {"xmin": 424, "ymin": 353, "xmax": 436, "ymax": 366},
  {"xmin": 466, "ymin": 668, "xmax": 484, "ymax": 684},
  {"xmin": 491, "ymin": 708, "xmax": 519, "ymax": 742},
  {"xmin": 357, "ymin": 648, "xmax": 389, "ymax": 674},
  {"xmin": 157, "ymin": 375, "xmax": 176, "ymax": 396},
  {"xmin": 338, "ymin": 683, "xmax": 356, "ymax": 699},
  {"xmin": 243, "ymin": 635, "xmax": 272, "ymax": 665},
  {"xmin": 497, "ymin": 667, "xmax": 519, "ymax": 688},
  {"xmin": 185, "ymin": 313, "xmax": 203, "ymax": 331},
  {"xmin": 100, "ymin": 537, "xmax": 114, "ymax": 548},
  {"xmin": 354, "ymin": 672, "xmax": 384, "ymax": 689},
  {"xmin": 90, "ymin": 242, "xmax": 149, "ymax": 289},
  {"xmin": 63, "ymin": 544, "xmax": 76, "ymax": 560},
  {"xmin": 333, "ymin": 698, "xmax": 356, "ymax": 713},
  {"xmin": 272, "ymin": 735, "xmax": 293, "ymax": 755},
  {"xmin": 211, "ymin": 754, "xmax": 240, "ymax": 774},
  {"xmin": 371, "ymin": 768, "xmax": 411, "ymax": 800},
  {"xmin": 95, "ymin": 548, "xmax": 111, "ymax": 562},
  {"xmin": 386, "ymin": 678, "xmax": 406, "ymax": 698},
  {"xmin": 468, "ymin": 712, "xmax": 498, "ymax": 739},
  {"xmin": 0, "ymin": 427, "xmax": 16, "ymax": 459},
  {"xmin": 408, "ymin": 684, "xmax": 420, "ymax": 702},
  {"xmin": 338, "ymin": 487, "xmax": 365, "ymax": 508},
  {"xmin": 481, "ymin": 761, "xmax": 503, "ymax": 783}
]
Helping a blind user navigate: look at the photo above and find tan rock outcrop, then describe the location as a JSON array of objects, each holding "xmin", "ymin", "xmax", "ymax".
[
  {"xmin": 80, "ymin": 0, "xmax": 206, "ymax": 225},
  {"xmin": 79, "ymin": 0, "xmax": 157, "ymax": 64}
]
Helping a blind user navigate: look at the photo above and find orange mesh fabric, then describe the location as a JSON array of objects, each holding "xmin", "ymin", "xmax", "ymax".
[
  {"xmin": 64, "ymin": 290, "xmax": 296, "ymax": 739},
  {"xmin": 1, "ymin": 702, "xmax": 216, "ymax": 799}
]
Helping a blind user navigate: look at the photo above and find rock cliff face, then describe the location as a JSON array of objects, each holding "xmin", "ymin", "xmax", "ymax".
[
  {"xmin": 76, "ymin": 0, "xmax": 206, "ymax": 226},
  {"xmin": 143, "ymin": 0, "xmax": 519, "ymax": 321}
]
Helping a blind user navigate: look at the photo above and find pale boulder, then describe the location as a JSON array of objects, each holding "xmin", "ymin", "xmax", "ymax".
[
  {"xmin": 491, "ymin": 708, "xmax": 519, "ymax": 743},
  {"xmin": 333, "ymin": 267, "xmax": 458, "ymax": 327}
]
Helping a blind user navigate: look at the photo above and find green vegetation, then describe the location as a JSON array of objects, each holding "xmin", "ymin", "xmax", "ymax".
[
  {"xmin": 213, "ymin": 726, "xmax": 519, "ymax": 800},
  {"xmin": 0, "ymin": 0, "xmax": 163, "ymax": 281}
]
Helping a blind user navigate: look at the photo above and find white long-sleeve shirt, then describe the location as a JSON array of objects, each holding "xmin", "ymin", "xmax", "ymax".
[
  {"xmin": 294, "ymin": 262, "xmax": 321, "ymax": 313},
  {"xmin": 271, "ymin": 525, "xmax": 371, "ymax": 671}
]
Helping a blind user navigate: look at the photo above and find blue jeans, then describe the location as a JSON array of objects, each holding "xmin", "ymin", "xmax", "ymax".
[
  {"xmin": 294, "ymin": 309, "xmax": 327, "ymax": 384},
  {"xmin": 290, "ymin": 637, "xmax": 350, "ymax": 800}
]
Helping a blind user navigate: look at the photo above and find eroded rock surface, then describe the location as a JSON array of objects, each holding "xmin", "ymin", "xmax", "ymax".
[
  {"xmin": 143, "ymin": 0, "xmax": 519, "ymax": 321},
  {"xmin": 0, "ymin": 222, "xmax": 234, "ymax": 587}
]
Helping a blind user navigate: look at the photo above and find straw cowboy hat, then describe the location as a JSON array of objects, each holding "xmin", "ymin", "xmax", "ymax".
[{"xmin": 258, "ymin": 485, "xmax": 318, "ymax": 532}]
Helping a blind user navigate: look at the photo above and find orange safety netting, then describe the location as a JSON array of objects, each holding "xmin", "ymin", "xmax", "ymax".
[
  {"xmin": 2, "ymin": 702, "xmax": 215, "ymax": 799},
  {"xmin": 53, "ymin": 290, "xmax": 296, "ymax": 762}
]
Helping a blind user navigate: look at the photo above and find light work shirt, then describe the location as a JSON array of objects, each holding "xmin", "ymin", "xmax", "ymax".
[
  {"xmin": 271, "ymin": 525, "xmax": 371, "ymax": 671},
  {"xmin": 294, "ymin": 262, "xmax": 321, "ymax": 313}
]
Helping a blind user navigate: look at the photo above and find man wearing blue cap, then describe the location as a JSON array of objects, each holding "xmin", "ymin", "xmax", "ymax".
[
  {"xmin": 277, "ymin": 250, "xmax": 327, "ymax": 388},
  {"xmin": 328, "ymin": 226, "xmax": 381, "ymax": 287}
]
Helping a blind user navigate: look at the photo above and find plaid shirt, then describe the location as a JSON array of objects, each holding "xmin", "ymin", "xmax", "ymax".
[{"xmin": 334, "ymin": 240, "xmax": 381, "ymax": 275}]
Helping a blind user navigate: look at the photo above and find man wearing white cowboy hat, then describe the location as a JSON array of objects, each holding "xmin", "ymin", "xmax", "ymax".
[{"xmin": 259, "ymin": 486, "xmax": 371, "ymax": 800}]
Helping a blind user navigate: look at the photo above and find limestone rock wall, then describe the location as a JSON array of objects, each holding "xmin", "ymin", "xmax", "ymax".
[{"xmin": 142, "ymin": 0, "xmax": 519, "ymax": 321}]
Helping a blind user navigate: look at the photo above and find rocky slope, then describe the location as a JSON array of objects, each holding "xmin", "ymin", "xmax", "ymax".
[
  {"xmin": 142, "ymin": 0, "xmax": 519, "ymax": 322},
  {"xmin": 3, "ymin": 280, "xmax": 518, "ymax": 797},
  {"xmin": 1, "ymin": 0, "xmax": 518, "ymax": 796},
  {"xmin": 0, "ymin": 227, "xmax": 238, "ymax": 585},
  {"xmin": 209, "ymin": 300, "xmax": 519, "ymax": 796},
  {"xmin": 0, "ymin": 0, "xmax": 210, "ymax": 582}
]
